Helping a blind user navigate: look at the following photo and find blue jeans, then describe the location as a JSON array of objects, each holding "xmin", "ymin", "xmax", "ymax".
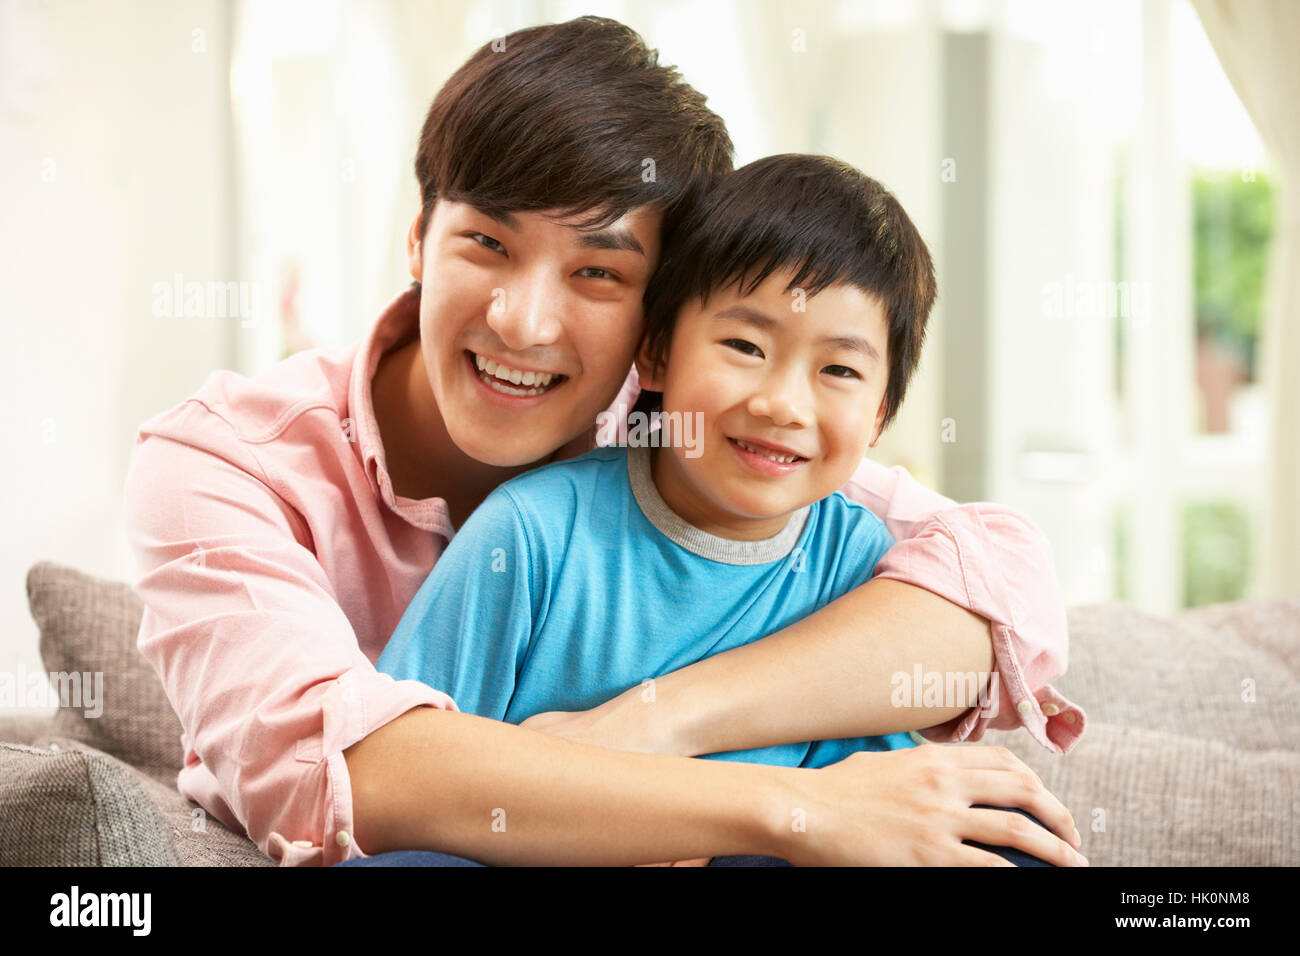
[{"xmin": 334, "ymin": 805, "xmax": 1055, "ymax": 867}]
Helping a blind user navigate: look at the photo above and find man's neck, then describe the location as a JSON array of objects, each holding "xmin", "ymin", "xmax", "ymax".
[{"xmin": 370, "ymin": 337, "xmax": 552, "ymax": 529}]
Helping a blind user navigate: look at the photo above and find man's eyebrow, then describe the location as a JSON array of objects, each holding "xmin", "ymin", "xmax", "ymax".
[
  {"xmin": 475, "ymin": 208, "xmax": 520, "ymax": 230},
  {"xmin": 470, "ymin": 206, "xmax": 645, "ymax": 256},
  {"xmin": 577, "ymin": 227, "xmax": 645, "ymax": 256},
  {"xmin": 714, "ymin": 304, "xmax": 881, "ymax": 365}
]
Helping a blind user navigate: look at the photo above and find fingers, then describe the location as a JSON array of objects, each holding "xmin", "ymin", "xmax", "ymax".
[
  {"xmin": 930, "ymin": 746, "xmax": 1081, "ymax": 848},
  {"xmin": 952, "ymin": 845, "xmax": 1018, "ymax": 867},
  {"xmin": 964, "ymin": 806, "xmax": 1088, "ymax": 867}
]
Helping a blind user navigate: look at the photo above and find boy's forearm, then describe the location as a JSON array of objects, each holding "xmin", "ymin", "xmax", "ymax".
[
  {"xmin": 652, "ymin": 577, "xmax": 995, "ymax": 757},
  {"xmin": 343, "ymin": 705, "xmax": 788, "ymax": 865}
]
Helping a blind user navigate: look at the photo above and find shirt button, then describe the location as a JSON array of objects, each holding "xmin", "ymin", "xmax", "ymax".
[
  {"xmin": 1016, "ymin": 699, "xmax": 1032, "ymax": 716},
  {"xmin": 1063, "ymin": 711, "xmax": 1077, "ymax": 724},
  {"xmin": 336, "ymin": 831, "xmax": 352, "ymax": 848},
  {"xmin": 292, "ymin": 840, "xmax": 313, "ymax": 849},
  {"xmin": 1041, "ymin": 703, "xmax": 1060, "ymax": 716}
]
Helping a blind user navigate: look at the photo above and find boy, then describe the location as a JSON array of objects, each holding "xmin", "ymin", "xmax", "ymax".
[{"xmin": 377, "ymin": 153, "xmax": 934, "ymax": 772}]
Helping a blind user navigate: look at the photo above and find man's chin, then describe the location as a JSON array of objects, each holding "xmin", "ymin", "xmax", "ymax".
[{"xmin": 447, "ymin": 428, "xmax": 569, "ymax": 470}]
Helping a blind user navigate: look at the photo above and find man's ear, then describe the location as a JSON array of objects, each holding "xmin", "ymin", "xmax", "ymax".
[
  {"xmin": 867, "ymin": 394, "xmax": 888, "ymax": 448},
  {"xmin": 407, "ymin": 208, "xmax": 425, "ymax": 283},
  {"xmin": 634, "ymin": 337, "xmax": 666, "ymax": 392}
]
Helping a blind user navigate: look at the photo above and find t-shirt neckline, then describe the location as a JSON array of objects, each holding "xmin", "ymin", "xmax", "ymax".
[{"xmin": 625, "ymin": 443, "xmax": 811, "ymax": 566}]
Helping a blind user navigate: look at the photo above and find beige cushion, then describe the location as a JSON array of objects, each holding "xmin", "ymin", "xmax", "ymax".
[
  {"xmin": 1048, "ymin": 599, "xmax": 1300, "ymax": 750},
  {"xmin": 984, "ymin": 723, "xmax": 1299, "ymax": 866},
  {"xmin": 970, "ymin": 598, "xmax": 1300, "ymax": 866},
  {"xmin": 28, "ymin": 736, "xmax": 275, "ymax": 867},
  {"xmin": 0, "ymin": 741, "xmax": 180, "ymax": 865},
  {"xmin": 24, "ymin": 561, "xmax": 184, "ymax": 783}
]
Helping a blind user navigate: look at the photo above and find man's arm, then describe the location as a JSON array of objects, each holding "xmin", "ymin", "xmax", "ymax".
[
  {"xmin": 343, "ymin": 706, "xmax": 786, "ymax": 864},
  {"xmin": 554, "ymin": 458, "xmax": 1084, "ymax": 757}
]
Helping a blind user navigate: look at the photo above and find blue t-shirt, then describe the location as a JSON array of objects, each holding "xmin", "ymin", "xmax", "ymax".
[{"xmin": 376, "ymin": 443, "xmax": 916, "ymax": 768}]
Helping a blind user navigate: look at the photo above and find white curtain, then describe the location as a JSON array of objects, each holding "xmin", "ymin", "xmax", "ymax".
[{"xmin": 1191, "ymin": 0, "xmax": 1300, "ymax": 598}]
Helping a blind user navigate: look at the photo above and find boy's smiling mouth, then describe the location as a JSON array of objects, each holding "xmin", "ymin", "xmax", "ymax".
[{"xmin": 726, "ymin": 436, "xmax": 810, "ymax": 473}]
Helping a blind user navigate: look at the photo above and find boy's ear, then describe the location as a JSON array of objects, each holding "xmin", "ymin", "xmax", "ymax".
[
  {"xmin": 867, "ymin": 394, "xmax": 888, "ymax": 448},
  {"xmin": 634, "ymin": 337, "xmax": 666, "ymax": 392}
]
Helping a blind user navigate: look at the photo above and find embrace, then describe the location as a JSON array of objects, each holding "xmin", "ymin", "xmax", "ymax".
[{"xmin": 124, "ymin": 15, "xmax": 1087, "ymax": 867}]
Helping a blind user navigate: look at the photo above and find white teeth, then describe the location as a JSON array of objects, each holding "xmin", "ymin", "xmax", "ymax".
[
  {"xmin": 736, "ymin": 439, "xmax": 800, "ymax": 463},
  {"xmin": 473, "ymin": 353, "xmax": 556, "ymax": 388}
]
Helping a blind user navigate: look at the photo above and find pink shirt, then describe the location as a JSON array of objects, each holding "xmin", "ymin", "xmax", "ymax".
[{"xmin": 123, "ymin": 285, "xmax": 1085, "ymax": 867}]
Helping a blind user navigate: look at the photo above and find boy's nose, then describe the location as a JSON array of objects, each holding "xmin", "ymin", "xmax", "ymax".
[{"xmin": 746, "ymin": 377, "xmax": 813, "ymax": 429}]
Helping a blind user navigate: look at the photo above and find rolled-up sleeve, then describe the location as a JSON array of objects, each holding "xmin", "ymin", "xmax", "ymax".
[
  {"xmin": 122, "ymin": 404, "xmax": 456, "ymax": 866},
  {"xmin": 838, "ymin": 457, "xmax": 1086, "ymax": 754}
]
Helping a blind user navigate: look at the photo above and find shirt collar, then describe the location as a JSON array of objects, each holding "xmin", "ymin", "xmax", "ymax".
[{"xmin": 348, "ymin": 284, "xmax": 440, "ymax": 523}]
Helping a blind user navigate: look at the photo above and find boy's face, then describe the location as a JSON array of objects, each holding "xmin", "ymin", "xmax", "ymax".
[
  {"xmin": 636, "ymin": 268, "xmax": 890, "ymax": 539},
  {"xmin": 410, "ymin": 198, "xmax": 662, "ymax": 468}
]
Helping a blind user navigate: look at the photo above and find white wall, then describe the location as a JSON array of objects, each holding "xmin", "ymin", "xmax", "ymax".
[{"xmin": 0, "ymin": 0, "xmax": 233, "ymax": 712}]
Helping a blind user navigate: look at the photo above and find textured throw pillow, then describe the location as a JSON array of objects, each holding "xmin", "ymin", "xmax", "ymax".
[
  {"xmin": 32, "ymin": 736, "xmax": 276, "ymax": 867},
  {"xmin": 24, "ymin": 561, "xmax": 184, "ymax": 783},
  {"xmin": 0, "ymin": 742, "xmax": 180, "ymax": 866}
]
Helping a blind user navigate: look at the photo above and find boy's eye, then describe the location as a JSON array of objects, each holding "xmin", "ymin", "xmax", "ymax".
[
  {"xmin": 824, "ymin": 365, "xmax": 862, "ymax": 380},
  {"xmin": 724, "ymin": 339, "xmax": 763, "ymax": 357}
]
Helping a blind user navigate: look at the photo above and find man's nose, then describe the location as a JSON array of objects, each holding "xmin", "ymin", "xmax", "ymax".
[
  {"xmin": 486, "ymin": 270, "xmax": 565, "ymax": 352},
  {"xmin": 746, "ymin": 365, "xmax": 813, "ymax": 428}
]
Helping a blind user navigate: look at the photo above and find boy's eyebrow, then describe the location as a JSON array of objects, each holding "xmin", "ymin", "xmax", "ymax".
[
  {"xmin": 473, "ymin": 207, "xmax": 645, "ymax": 256},
  {"xmin": 715, "ymin": 304, "xmax": 881, "ymax": 366}
]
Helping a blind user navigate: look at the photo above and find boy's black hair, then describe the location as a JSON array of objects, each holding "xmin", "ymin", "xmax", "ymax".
[{"xmin": 635, "ymin": 154, "xmax": 936, "ymax": 435}]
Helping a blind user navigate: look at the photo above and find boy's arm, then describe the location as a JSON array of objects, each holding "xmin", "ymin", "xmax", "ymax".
[{"xmin": 376, "ymin": 488, "xmax": 538, "ymax": 722}]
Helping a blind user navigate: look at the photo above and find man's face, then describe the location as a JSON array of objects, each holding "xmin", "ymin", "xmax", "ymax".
[
  {"xmin": 411, "ymin": 198, "xmax": 662, "ymax": 467},
  {"xmin": 636, "ymin": 268, "xmax": 890, "ymax": 539}
]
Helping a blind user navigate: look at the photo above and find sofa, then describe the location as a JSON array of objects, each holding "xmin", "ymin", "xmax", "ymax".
[{"xmin": 2, "ymin": 560, "xmax": 1297, "ymax": 866}]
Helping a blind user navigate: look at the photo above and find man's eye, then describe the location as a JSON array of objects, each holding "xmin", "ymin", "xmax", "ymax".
[
  {"xmin": 577, "ymin": 267, "xmax": 615, "ymax": 280},
  {"xmin": 724, "ymin": 339, "xmax": 763, "ymax": 357},
  {"xmin": 824, "ymin": 365, "xmax": 862, "ymax": 379},
  {"xmin": 471, "ymin": 233, "xmax": 506, "ymax": 254}
]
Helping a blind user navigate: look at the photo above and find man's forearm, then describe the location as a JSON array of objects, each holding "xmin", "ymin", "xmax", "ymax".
[
  {"xmin": 343, "ymin": 706, "xmax": 788, "ymax": 865},
  {"xmin": 653, "ymin": 577, "xmax": 996, "ymax": 756}
]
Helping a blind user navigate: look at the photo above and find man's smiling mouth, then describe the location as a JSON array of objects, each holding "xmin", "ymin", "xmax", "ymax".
[{"xmin": 467, "ymin": 350, "xmax": 567, "ymax": 397}]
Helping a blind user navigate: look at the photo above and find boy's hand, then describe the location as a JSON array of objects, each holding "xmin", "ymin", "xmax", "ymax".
[{"xmin": 518, "ymin": 686, "xmax": 678, "ymax": 755}]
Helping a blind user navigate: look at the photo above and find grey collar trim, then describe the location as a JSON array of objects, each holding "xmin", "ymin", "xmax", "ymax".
[{"xmin": 626, "ymin": 444, "xmax": 810, "ymax": 566}]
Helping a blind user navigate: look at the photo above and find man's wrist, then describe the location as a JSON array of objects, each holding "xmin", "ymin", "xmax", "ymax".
[{"xmin": 749, "ymin": 765, "xmax": 814, "ymax": 863}]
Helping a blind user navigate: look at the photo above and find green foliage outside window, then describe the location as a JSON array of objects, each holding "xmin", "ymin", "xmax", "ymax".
[
  {"xmin": 1192, "ymin": 169, "xmax": 1273, "ymax": 380},
  {"xmin": 1182, "ymin": 500, "xmax": 1252, "ymax": 608}
]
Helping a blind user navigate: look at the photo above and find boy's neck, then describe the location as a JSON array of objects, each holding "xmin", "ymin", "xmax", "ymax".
[{"xmin": 646, "ymin": 444, "xmax": 802, "ymax": 542}]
